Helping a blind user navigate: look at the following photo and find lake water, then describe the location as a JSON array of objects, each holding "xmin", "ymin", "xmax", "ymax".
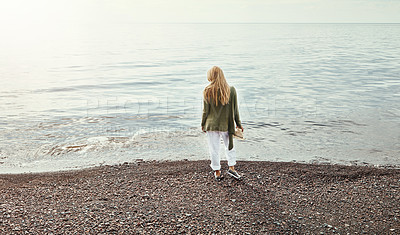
[{"xmin": 1, "ymin": 23, "xmax": 399, "ymax": 173}]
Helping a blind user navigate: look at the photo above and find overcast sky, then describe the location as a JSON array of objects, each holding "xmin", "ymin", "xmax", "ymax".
[{"xmin": 1, "ymin": 0, "xmax": 400, "ymax": 27}]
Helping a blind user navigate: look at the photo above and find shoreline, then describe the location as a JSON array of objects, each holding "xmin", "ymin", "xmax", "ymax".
[
  {"xmin": 2, "ymin": 119, "xmax": 399, "ymax": 174},
  {"xmin": 1, "ymin": 160, "xmax": 399, "ymax": 233},
  {"xmin": 2, "ymin": 156, "xmax": 400, "ymax": 175}
]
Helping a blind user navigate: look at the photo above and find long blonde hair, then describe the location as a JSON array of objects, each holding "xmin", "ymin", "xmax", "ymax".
[{"xmin": 204, "ymin": 66, "xmax": 230, "ymax": 106}]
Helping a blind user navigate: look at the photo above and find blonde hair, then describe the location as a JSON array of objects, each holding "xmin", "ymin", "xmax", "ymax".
[{"xmin": 204, "ymin": 66, "xmax": 230, "ymax": 106}]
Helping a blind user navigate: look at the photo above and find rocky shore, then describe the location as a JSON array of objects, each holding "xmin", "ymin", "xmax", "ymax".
[{"xmin": 1, "ymin": 160, "xmax": 399, "ymax": 234}]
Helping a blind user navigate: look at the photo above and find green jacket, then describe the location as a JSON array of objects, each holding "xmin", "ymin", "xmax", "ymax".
[{"xmin": 201, "ymin": 86, "xmax": 242, "ymax": 150}]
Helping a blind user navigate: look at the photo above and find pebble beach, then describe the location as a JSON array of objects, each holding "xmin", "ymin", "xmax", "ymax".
[{"xmin": 1, "ymin": 160, "xmax": 399, "ymax": 234}]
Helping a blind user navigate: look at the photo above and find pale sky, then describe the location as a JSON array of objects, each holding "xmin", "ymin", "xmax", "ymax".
[{"xmin": 0, "ymin": 0, "xmax": 400, "ymax": 28}]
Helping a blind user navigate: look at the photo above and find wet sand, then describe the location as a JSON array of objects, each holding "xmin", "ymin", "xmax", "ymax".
[{"xmin": 1, "ymin": 160, "xmax": 399, "ymax": 234}]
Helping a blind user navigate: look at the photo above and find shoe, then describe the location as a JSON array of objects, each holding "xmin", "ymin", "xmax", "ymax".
[
  {"xmin": 227, "ymin": 169, "xmax": 242, "ymax": 180},
  {"xmin": 214, "ymin": 171, "xmax": 223, "ymax": 181}
]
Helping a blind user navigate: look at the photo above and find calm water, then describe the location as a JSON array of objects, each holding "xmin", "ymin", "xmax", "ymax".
[{"xmin": 1, "ymin": 23, "xmax": 399, "ymax": 173}]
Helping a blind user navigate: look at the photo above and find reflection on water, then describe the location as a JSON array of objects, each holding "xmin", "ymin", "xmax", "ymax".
[{"xmin": 0, "ymin": 23, "xmax": 399, "ymax": 173}]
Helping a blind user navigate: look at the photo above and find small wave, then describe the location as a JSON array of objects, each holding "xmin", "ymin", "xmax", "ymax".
[
  {"xmin": 33, "ymin": 80, "xmax": 167, "ymax": 94},
  {"xmin": 244, "ymin": 121, "xmax": 281, "ymax": 129}
]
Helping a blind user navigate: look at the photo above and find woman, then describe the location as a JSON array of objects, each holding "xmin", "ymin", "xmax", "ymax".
[{"xmin": 201, "ymin": 66, "xmax": 244, "ymax": 181}]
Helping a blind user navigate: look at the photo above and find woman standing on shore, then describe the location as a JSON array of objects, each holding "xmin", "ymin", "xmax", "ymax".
[{"xmin": 201, "ymin": 66, "xmax": 244, "ymax": 181}]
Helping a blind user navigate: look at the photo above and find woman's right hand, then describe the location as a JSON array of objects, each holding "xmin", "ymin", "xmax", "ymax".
[{"xmin": 237, "ymin": 126, "xmax": 244, "ymax": 132}]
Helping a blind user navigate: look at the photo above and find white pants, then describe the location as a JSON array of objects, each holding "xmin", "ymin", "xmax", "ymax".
[{"xmin": 206, "ymin": 131, "xmax": 236, "ymax": 171}]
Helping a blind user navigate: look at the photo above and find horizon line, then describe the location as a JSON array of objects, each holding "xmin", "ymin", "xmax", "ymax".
[{"xmin": 103, "ymin": 22, "xmax": 400, "ymax": 25}]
